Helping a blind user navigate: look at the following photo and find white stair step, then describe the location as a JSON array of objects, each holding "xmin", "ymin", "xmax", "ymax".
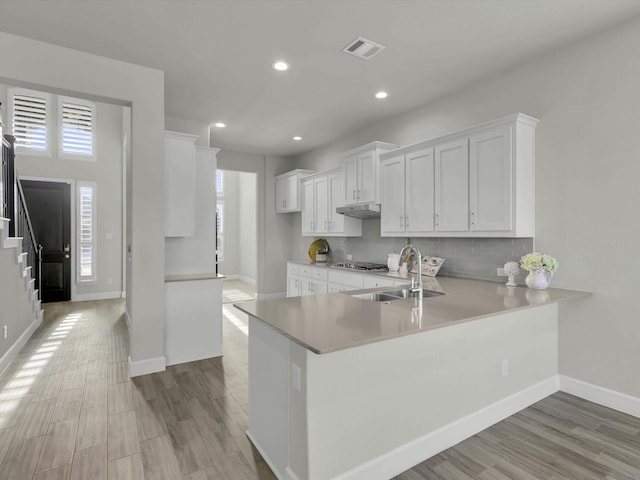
[
  {"xmin": 0, "ymin": 218, "xmax": 9, "ymax": 230},
  {"xmin": 17, "ymin": 252, "xmax": 27, "ymax": 264},
  {"xmin": 23, "ymin": 266, "xmax": 32, "ymax": 278},
  {"xmin": 4, "ymin": 236, "xmax": 22, "ymax": 250},
  {"xmin": 27, "ymin": 278, "xmax": 35, "ymax": 291}
]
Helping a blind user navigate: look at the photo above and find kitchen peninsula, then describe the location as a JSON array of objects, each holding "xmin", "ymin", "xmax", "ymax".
[{"xmin": 235, "ymin": 277, "xmax": 589, "ymax": 480}]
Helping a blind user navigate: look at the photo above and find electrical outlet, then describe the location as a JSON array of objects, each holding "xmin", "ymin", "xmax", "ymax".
[
  {"xmin": 346, "ymin": 254, "xmax": 353, "ymax": 261},
  {"xmin": 497, "ymin": 267, "xmax": 506, "ymax": 276},
  {"xmin": 3, "ymin": 326, "xmax": 7, "ymax": 339},
  {"xmin": 502, "ymin": 358, "xmax": 509, "ymax": 376}
]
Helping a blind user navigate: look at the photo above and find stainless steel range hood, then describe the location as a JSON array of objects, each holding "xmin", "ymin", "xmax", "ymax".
[{"xmin": 336, "ymin": 203, "xmax": 381, "ymax": 219}]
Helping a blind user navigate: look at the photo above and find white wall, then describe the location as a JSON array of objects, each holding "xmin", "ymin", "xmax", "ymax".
[
  {"xmin": 0, "ymin": 84, "xmax": 124, "ymax": 299},
  {"xmin": 0, "ymin": 31, "xmax": 166, "ymax": 372},
  {"xmin": 164, "ymin": 147, "xmax": 219, "ymax": 276},
  {"xmin": 217, "ymin": 150, "xmax": 296, "ymax": 296},
  {"xmin": 238, "ymin": 172, "xmax": 257, "ymax": 281},
  {"xmin": 219, "ymin": 170, "xmax": 257, "ymax": 283},
  {"xmin": 294, "ymin": 17, "xmax": 640, "ymax": 399},
  {"xmin": 165, "ymin": 114, "xmax": 209, "ymax": 147}
]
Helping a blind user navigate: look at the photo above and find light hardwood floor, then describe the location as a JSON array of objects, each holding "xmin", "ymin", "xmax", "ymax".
[
  {"xmin": 395, "ymin": 393, "xmax": 640, "ymax": 479},
  {"xmin": 1, "ymin": 298, "xmax": 639, "ymax": 479},
  {"xmin": 0, "ymin": 299, "xmax": 275, "ymax": 480}
]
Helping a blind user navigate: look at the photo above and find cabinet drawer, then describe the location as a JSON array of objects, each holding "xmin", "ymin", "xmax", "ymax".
[
  {"xmin": 315, "ymin": 268, "xmax": 328, "ymax": 281},
  {"xmin": 328, "ymin": 270, "xmax": 363, "ymax": 289},
  {"xmin": 363, "ymin": 276, "xmax": 396, "ymax": 289}
]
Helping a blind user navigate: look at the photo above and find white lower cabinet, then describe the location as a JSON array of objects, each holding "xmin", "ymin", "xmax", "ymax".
[
  {"xmin": 286, "ymin": 263, "xmax": 412, "ymax": 298},
  {"xmin": 287, "ymin": 263, "xmax": 300, "ymax": 297},
  {"xmin": 362, "ymin": 276, "xmax": 396, "ymax": 289}
]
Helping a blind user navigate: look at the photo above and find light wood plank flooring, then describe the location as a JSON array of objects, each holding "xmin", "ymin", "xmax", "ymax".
[
  {"xmin": 0, "ymin": 299, "xmax": 274, "ymax": 480},
  {"xmin": 1, "ymin": 298, "xmax": 639, "ymax": 479},
  {"xmin": 395, "ymin": 391, "xmax": 640, "ymax": 479}
]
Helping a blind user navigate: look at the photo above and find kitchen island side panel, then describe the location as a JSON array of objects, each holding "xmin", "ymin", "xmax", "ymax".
[{"xmin": 300, "ymin": 303, "xmax": 559, "ymax": 480}]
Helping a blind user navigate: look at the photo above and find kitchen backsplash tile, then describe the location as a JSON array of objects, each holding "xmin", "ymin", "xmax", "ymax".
[{"xmin": 320, "ymin": 220, "xmax": 533, "ymax": 283}]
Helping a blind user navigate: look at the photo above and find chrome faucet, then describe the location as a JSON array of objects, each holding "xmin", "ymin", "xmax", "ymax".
[{"xmin": 398, "ymin": 244, "xmax": 423, "ymax": 299}]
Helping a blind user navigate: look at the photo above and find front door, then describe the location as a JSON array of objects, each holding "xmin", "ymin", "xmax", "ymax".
[{"xmin": 21, "ymin": 180, "xmax": 71, "ymax": 303}]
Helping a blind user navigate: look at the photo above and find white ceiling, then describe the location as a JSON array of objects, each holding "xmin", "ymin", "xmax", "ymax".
[{"xmin": 1, "ymin": 0, "xmax": 639, "ymax": 156}]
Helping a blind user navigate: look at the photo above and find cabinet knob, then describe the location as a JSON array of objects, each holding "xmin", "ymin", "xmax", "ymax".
[{"xmin": 436, "ymin": 213, "xmax": 440, "ymax": 225}]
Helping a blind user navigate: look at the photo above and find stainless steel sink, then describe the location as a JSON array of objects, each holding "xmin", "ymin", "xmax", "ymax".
[{"xmin": 351, "ymin": 288, "xmax": 445, "ymax": 302}]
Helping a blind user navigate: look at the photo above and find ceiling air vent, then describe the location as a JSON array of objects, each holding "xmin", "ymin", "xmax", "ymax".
[{"xmin": 342, "ymin": 37, "xmax": 385, "ymax": 60}]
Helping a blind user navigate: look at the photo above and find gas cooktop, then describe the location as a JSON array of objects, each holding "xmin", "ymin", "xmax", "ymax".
[{"xmin": 331, "ymin": 262, "xmax": 388, "ymax": 272}]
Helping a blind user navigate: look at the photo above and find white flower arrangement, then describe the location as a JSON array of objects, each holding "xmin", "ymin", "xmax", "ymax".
[{"xmin": 520, "ymin": 252, "xmax": 559, "ymax": 273}]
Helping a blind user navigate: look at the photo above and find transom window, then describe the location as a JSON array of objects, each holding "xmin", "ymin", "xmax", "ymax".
[
  {"xmin": 60, "ymin": 97, "xmax": 96, "ymax": 160},
  {"xmin": 9, "ymin": 88, "xmax": 51, "ymax": 154}
]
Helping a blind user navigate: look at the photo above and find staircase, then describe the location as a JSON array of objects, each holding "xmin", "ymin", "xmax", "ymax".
[{"xmin": 0, "ymin": 134, "xmax": 43, "ymax": 374}]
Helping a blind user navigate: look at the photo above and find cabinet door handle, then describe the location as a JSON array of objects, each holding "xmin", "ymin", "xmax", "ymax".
[
  {"xmin": 352, "ymin": 189, "xmax": 356, "ymax": 200},
  {"xmin": 400, "ymin": 215, "xmax": 404, "ymax": 228},
  {"xmin": 436, "ymin": 213, "xmax": 440, "ymax": 226},
  {"xmin": 471, "ymin": 211, "xmax": 475, "ymax": 225},
  {"xmin": 406, "ymin": 216, "xmax": 409, "ymax": 228},
  {"xmin": 357, "ymin": 189, "xmax": 361, "ymax": 200}
]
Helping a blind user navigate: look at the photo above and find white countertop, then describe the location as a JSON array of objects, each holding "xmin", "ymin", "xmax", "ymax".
[{"xmin": 234, "ymin": 276, "xmax": 590, "ymax": 354}]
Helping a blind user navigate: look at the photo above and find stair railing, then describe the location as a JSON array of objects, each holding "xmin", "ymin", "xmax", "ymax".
[{"xmin": 2, "ymin": 134, "xmax": 42, "ymax": 300}]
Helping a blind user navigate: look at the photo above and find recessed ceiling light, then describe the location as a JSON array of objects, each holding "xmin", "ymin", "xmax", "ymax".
[
  {"xmin": 293, "ymin": 136, "xmax": 302, "ymax": 141},
  {"xmin": 214, "ymin": 122, "xmax": 226, "ymax": 128},
  {"xmin": 375, "ymin": 91, "xmax": 388, "ymax": 99},
  {"xmin": 273, "ymin": 61, "xmax": 289, "ymax": 71}
]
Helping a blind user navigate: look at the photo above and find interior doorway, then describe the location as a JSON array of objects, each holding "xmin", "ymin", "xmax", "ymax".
[
  {"xmin": 217, "ymin": 169, "xmax": 258, "ymax": 301},
  {"xmin": 21, "ymin": 179, "xmax": 71, "ymax": 302}
]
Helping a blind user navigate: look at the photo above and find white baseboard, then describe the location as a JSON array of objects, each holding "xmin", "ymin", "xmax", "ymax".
[
  {"xmin": 128, "ymin": 355, "xmax": 166, "ymax": 377},
  {"xmin": 166, "ymin": 349, "xmax": 222, "ymax": 367},
  {"xmin": 0, "ymin": 314, "xmax": 43, "ymax": 376},
  {"xmin": 560, "ymin": 375, "xmax": 640, "ymax": 419},
  {"xmin": 224, "ymin": 274, "xmax": 257, "ymax": 286},
  {"xmin": 247, "ymin": 430, "xmax": 285, "ymax": 480},
  {"xmin": 73, "ymin": 291, "xmax": 123, "ymax": 302},
  {"xmin": 121, "ymin": 291, "xmax": 126, "ymax": 298},
  {"xmin": 334, "ymin": 376, "xmax": 560, "ymax": 480},
  {"xmin": 255, "ymin": 292, "xmax": 286, "ymax": 301}
]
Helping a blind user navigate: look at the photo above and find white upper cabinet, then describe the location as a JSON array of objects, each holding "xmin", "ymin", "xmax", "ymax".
[
  {"xmin": 406, "ymin": 148, "xmax": 435, "ymax": 234},
  {"xmin": 379, "ymin": 113, "xmax": 538, "ymax": 238},
  {"xmin": 381, "ymin": 147, "xmax": 435, "ymax": 236},
  {"xmin": 469, "ymin": 126, "xmax": 512, "ymax": 231},
  {"xmin": 435, "ymin": 138, "xmax": 469, "ymax": 232},
  {"xmin": 301, "ymin": 169, "xmax": 362, "ymax": 237},
  {"xmin": 380, "ymin": 154, "xmax": 405, "ymax": 235},
  {"xmin": 275, "ymin": 169, "xmax": 315, "ymax": 213},
  {"xmin": 343, "ymin": 142, "xmax": 398, "ymax": 205},
  {"xmin": 165, "ymin": 131, "xmax": 198, "ymax": 237},
  {"xmin": 301, "ymin": 179, "xmax": 315, "ymax": 234}
]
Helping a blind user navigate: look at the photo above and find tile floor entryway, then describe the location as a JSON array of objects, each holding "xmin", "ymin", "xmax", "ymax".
[{"xmin": 222, "ymin": 280, "xmax": 255, "ymax": 304}]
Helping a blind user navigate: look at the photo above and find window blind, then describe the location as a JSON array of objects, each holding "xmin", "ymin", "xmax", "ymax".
[
  {"xmin": 12, "ymin": 93, "xmax": 47, "ymax": 150},
  {"xmin": 62, "ymin": 101, "xmax": 93, "ymax": 156},
  {"xmin": 78, "ymin": 184, "xmax": 95, "ymax": 280}
]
